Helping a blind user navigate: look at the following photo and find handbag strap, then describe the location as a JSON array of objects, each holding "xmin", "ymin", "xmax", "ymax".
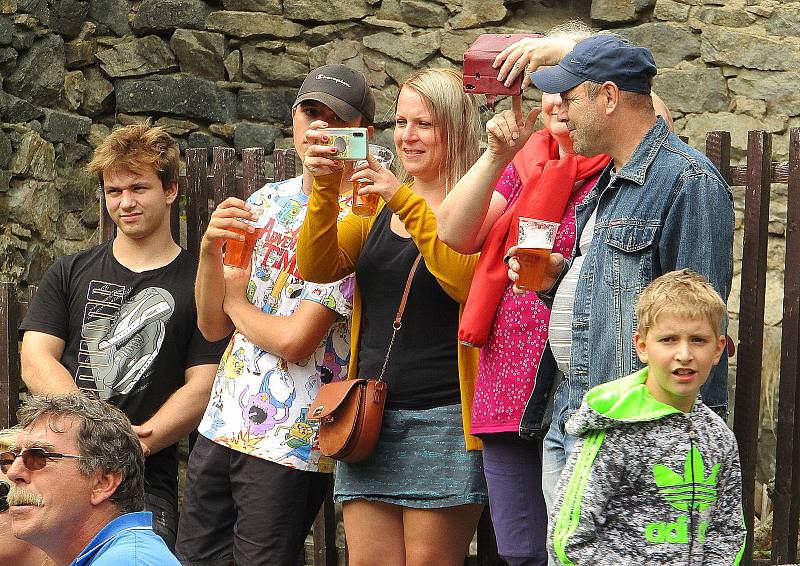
[{"xmin": 377, "ymin": 253, "xmax": 422, "ymax": 382}]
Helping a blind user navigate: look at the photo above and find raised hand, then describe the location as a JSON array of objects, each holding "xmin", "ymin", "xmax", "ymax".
[
  {"xmin": 485, "ymin": 97, "xmax": 541, "ymax": 163},
  {"xmin": 493, "ymin": 36, "xmax": 579, "ymax": 89}
]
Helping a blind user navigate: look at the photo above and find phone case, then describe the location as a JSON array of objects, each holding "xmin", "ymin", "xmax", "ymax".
[
  {"xmin": 320, "ymin": 128, "xmax": 368, "ymax": 160},
  {"xmin": 463, "ymin": 33, "xmax": 543, "ymax": 98}
]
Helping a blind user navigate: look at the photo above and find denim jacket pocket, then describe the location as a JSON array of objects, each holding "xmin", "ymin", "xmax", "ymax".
[{"xmin": 604, "ymin": 223, "xmax": 658, "ymax": 291}]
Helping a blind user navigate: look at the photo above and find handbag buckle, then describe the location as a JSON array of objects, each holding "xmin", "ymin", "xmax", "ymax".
[{"xmin": 311, "ymin": 405, "xmax": 325, "ymax": 418}]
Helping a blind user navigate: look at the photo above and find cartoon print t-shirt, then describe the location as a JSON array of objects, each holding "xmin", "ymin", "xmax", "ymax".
[{"xmin": 198, "ymin": 176, "xmax": 354, "ymax": 473}]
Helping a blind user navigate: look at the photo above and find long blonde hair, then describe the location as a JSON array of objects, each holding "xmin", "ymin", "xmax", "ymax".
[{"xmin": 396, "ymin": 68, "xmax": 481, "ymax": 193}]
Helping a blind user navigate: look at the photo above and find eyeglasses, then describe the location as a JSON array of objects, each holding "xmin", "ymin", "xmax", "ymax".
[{"xmin": 0, "ymin": 448, "xmax": 84, "ymax": 473}]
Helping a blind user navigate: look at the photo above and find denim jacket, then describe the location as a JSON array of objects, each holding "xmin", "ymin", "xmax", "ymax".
[{"xmin": 520, "ymin": 117, "xmax": 734, "ymax": 439}]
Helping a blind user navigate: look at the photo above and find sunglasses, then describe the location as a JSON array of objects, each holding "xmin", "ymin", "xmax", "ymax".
[{"xmin": 0, "ymin": 448, "xmax": 84, "ymax": 474}]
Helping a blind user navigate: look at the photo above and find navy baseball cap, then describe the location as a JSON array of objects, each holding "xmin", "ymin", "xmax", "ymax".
[{"xmin": 530, "ymin": 35, "xmax": 657, "ymax": 95}]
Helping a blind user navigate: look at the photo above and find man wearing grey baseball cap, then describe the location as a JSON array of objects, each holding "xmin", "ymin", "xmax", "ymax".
[
  {"xmin": 176, "ymin": 64, "xmax": 374, "ymax": 566},
  {"xmin": 507, "ymin": 34, "xmax": 734, "ymax": 547}
]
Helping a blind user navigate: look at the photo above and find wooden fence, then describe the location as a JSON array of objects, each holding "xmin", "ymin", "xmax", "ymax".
[{"xmin": 3, "ymin": 131, "xmax": 800, "ymax": 564}]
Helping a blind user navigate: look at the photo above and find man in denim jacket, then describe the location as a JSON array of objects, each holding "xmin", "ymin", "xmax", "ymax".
[{"xmin": 507, "ymin": 35, "xmax": 734, "ymax": 529}]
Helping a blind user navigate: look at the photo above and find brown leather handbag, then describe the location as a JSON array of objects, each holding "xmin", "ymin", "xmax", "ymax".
[{"xmin": 308, "ymin": 254, "xmax": 422, "ymax": 463}]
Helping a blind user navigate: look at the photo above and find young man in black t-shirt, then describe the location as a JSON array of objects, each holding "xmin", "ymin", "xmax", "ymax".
[{"xmin": 19, "ymin": 124, "xmax": 226, "ymax": 551}]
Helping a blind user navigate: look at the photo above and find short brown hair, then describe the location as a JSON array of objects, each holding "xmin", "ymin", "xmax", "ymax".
[
  {"xmin": 636, "ymin": 269, "xmax": 726, "ymax": 338},
  {"xmin": 87, "ymin": 123, "xmax": 179, "ymax": 190}
]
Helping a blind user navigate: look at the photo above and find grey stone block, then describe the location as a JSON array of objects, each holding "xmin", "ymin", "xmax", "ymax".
[
  {"xmin": 222, "ymin": 0, "xmax": 281, "ymax": 12},
  {"xmin": 702, "ymin": 26, "xmax": 800, "ymax": 71},
  {"xmin": 241, "ymin": 43, "xmax": 308, "ymax": 84},
  {"xmin": 187, "ymin": 131, "xmax": 231, "ymax": 152},
  {"xmin": 237, "ymin": 87, "xmax": 296, "ymax": 122},
  {"xmin": 50, "ymin": 0, "xmax": 89, "ymax": 38},
  {"xmin": 233, "ymin": 122, "xmax": 282, "ymax": 154},
  {"xmin": 0, "ymin": 130, "xmax": 12, "ymax": 168},
  {"xmin": 81, "ymin": 67, "xmax": 114, "ymax": 116},
  {"xmin": 400, "ymin": 0, "xmax": 448, "ymax": 27},
  {"xmin": 116, "ymin": 75, "xmax": 237, "ymax": 123},
  {"xmin": 0, "ymin": 45, "xmax": 16, "ymax": 75},
  {"xmin": 653, "ymin": 68, "xmax": 728, "ymax": 114},
  {"xmin": 206, "ymin": 11, "xmax": 304, "ymax": 38},
  {"xmin": 617, "ymin": 23, "xmax": 700, "ymax": 68},
  {"xmin": 96, "ymin": 35, "xmax": 177, "ymax": 77},
  {"xmin": 89, "ymin": 0, "xmax": 131, "ymax": 36},
  {"xmin": 170, "ymin": 29, "xmax": 225, "ymax": 81},
  {"xmin": 283, "ymin": 0, "xmax": 370, "ymax": 22},
  {"xmin": 363, "ymin": 31, "xmax": 440, "ymax": 66},
  {"xmin": 131, "ymin": 0, "xmax": 212, "ymax": 34},
  {"xmin": 0, "ymin": 92, "xmax": 43, "ymax": 122},
  {"xmin": 6, "ymin": 34, "xmax": 65, "ymax": 107},
  {"xmin": 42, "ymin": 109, "xmax": 92, "ymax": 143},
  {"xmin": 0, "ymin": 15, "xmax": 12, "ymax": 44},
  {"xmin": 19, "ymin": 0, "xmax": 48, "ymax": 25}
]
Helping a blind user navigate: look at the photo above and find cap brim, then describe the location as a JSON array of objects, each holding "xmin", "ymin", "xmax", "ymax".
[
  {"xmin": 293, "ymin": 92, "xmax": 361, "ymax": 122},
  {"xmin": 530, "ymin": 65, "xmax": 587, "ymax": 94}
]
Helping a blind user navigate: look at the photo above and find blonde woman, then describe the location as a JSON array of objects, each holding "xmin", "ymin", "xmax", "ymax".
[
  {"xmin": 0, "ymin": 428, "xmax": 53, "ymax": 566},
  {"xmin": 297, "ymin": 68, "xmax": 486, "ymax": 566}
]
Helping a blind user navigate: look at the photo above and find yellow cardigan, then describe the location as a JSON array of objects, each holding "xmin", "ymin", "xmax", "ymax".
[{"xmin": 297, "ymin": 171, "xmax": 482, "ymax": 450}]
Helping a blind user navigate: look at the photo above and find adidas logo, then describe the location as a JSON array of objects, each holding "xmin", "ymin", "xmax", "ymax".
[
  {"xmin": 643, "ymin": 447, "xmax": 719, "ymax": 546},
  {"xmin": 653, "ymin": 446, "xmax": 719, "ymax": 512}
]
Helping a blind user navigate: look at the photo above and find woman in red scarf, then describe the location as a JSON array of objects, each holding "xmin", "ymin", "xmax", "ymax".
[{"xmin": 437, "ymin": 88, "xmax": 609, "ymax": 565}]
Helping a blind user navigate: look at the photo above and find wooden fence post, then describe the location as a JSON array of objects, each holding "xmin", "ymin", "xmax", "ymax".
[
  {"xmin": 0, "ymin": 283, "xmax": 20, "ymax": 428},
  {"xmin": 774, "ymin": 127, "xmax": 800, "ymax": 563},
  {"xmin": 186, "ymin": 148, "xmax": 209, "ymax": 259},
  {"xmin": 734, "ymin": 130, "xmax": 772, "ymax": 565}
]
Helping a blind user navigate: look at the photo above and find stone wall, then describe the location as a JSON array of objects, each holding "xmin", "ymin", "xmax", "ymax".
[{"xmin": 0, "ymin": 0, "xmax": 794, "ymax": 480}]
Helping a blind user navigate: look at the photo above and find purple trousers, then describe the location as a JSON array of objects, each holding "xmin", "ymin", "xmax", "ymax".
[{"xmin": 482, "ymin": 432, "xmax": 548, "ymax": 566}]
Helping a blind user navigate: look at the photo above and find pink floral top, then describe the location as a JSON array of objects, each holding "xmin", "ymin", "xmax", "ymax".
[{"xmin": 470, "ymin": 162, "xmax": 599, "ymax": 434}]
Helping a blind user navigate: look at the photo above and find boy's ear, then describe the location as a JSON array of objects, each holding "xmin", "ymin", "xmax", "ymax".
[
  {"xmin": 634, "ymin": 331, "xmax": 648, "ymax": 364},
  {"xmin": 367, "ymin": 125, "xmax": 375, "ymax": 138},
  {"xmin": 713, "ymin": 334, "xmax": 726, "ymax": 364}
]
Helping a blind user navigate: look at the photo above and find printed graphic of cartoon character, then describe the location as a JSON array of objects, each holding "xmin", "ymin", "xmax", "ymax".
[
  {"xmin": 276, "ymin": 198, "xmax": 302, "ymax": 226},
  {"xmin": 238, "ymin": 359, "xmax": 296, "ymax": 436},
  {"xmin": 315, "ymin": 326, "xmax": 349, "ymax": 385},
  {"xmin": 276, "ymin": 408, "xmax": 315, "ymax": 463}
]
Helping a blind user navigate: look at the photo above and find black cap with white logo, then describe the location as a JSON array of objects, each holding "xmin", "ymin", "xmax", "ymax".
[{"xmin": 294, "ymin": 64, "xmax": 375, "ymax": 124}]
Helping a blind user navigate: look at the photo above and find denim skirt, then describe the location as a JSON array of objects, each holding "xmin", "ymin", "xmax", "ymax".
[{"xmin": 334, "ymin": 404, "xmax": 488, "ymax": 508}]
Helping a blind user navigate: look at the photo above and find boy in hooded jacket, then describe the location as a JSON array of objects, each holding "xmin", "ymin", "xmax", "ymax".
[{"xmin": 549, "ymin": 269, "xmax": 745, "ymax": 565}]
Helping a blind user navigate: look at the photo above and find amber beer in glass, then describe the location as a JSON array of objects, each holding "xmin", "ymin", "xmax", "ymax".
[
  {"xmin": 351, "ymin": 145, "xmax": 394, "ymax": 217},
  {"xmin": 516, "ymin": 217, "xmax": 559, "ymax": 291},
  {"xmin": 224, "ymin": 210, "xmax": 267, "ymax": 269}
]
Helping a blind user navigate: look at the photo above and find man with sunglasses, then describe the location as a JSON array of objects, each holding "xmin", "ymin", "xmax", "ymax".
[{"xmin": 2, "ymin": 394, "xmax": 180, "ymax": 565}]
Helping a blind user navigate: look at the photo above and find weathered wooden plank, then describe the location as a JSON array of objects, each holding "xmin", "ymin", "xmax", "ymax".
[
  {"xmin": 733, "ymin": 130, "xmax": 772, "ymax": 566},
  {"xmin": 773, "ymin": 128, "xmax": 800, "ymax": 563},
  {"xmin": 311, "ymin": 475, "xmax": 337, "ymax": 566},
  {"xmin": 186, "ymin": 148, "xmax": 208, "ymax": 260},
  {"xmin": 97, "ymin": 182, "xmax": 116, "ymax": 243},
  {"xmin": 706, "ymin": 131, "xmax": 732, "ymax": 185},
  {"xmin": 274, "ymin": 148, "xmax": 297, "ymax": 182},
  {"xmin": 0, "ymin": 283, "xmax": 19, "ymax": 428},
  {"xmin": 212, "ymin": 147, "xmax": 236, "ymax": 207},
  {"xmin": 242, "ymin": 148, "xmax": 267, "ymax": 199}
]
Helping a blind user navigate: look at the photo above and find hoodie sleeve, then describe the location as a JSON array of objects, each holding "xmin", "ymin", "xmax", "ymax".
[
  {"xmin": 549, "ymin": 429, "xmax": 628, "ymax": 565},
  {"xmin": 702, "ymin": 440, "xmax": 746, "ymax": 565}
]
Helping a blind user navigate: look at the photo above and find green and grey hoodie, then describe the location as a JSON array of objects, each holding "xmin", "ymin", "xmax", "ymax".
[{"xmin": 549, "ymin": 368, "xmax": 745, "ymax": 565}]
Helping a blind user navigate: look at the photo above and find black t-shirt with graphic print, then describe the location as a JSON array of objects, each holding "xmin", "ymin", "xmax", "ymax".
[{"xmin": 20, "ymin": 240, "xmax": 227, "ymax": 502}]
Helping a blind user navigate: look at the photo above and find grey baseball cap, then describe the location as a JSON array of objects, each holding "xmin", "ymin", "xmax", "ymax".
[{"xmin": 294, "ymin": 64, "xmax": 375, "ymax": 124}]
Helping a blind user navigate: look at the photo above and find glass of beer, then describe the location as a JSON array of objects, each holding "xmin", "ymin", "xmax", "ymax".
[
  {"xmin": 515, "ymin": 217, "xmax": 560, "ymax": 291},
  {"xmin": 351, "ymin": 145, "xmax": 394, "ymax": 217},
  {"xmin": 223, "ymin": 209, "xmax": 266, "ymax": 269}
]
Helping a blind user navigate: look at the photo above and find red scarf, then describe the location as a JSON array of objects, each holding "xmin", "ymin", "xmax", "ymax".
[{"xmin": 459, "ymin": 129, "xmax": 610, "ymax": 347}]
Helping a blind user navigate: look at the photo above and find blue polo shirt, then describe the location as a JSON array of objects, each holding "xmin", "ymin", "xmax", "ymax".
[{"xmin": 70, "ymin": 512, "xmax": 179, "ymax": 565}]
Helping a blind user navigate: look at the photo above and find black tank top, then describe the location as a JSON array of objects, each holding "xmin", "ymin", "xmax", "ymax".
[{"xmin": 355, "ymin": 207, "xmax": 461, "ymax": 409}]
